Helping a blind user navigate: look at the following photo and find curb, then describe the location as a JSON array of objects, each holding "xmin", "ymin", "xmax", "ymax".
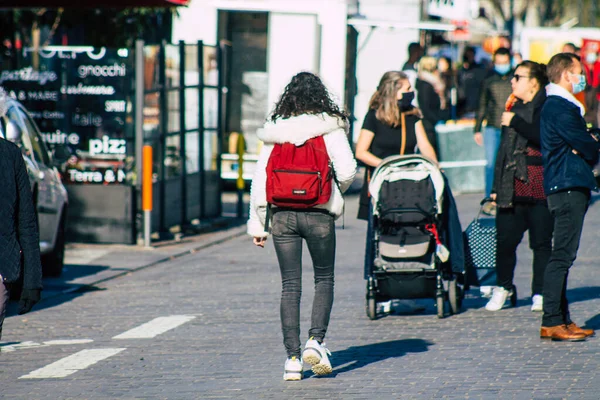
[{"xmin": 53, "ymin": 225, "xmax": 248, "ymax": 298}]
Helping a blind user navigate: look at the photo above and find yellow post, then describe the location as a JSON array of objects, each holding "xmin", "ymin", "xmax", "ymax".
[{"xmin": 236, "ymin": 133, "xmax": 246, "ymax": 217}]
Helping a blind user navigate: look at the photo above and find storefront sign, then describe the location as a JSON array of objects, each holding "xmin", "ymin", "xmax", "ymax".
[
  {"xmin": 428, "ymin": 0, "xmax": 472, "ymax": 21},
  {"xmin": 1, "ymin": 46, "xmax": 133, "ymax": 185},
  {"xmin": 67, "ymin": 167, "xmax": 126, "ymax": 184}
]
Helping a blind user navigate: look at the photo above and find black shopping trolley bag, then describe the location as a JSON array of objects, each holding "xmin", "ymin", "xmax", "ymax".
[{"xmin": 464, "ymin": 199, "xmax": 496, "ymax": 287}]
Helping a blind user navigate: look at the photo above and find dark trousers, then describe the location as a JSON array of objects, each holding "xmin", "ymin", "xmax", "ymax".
[
  {"xmin": 542, "ymin": 190, "xmax": 589, "ymax": 327},
  {"xmin": 496, "ymin": 203, "xmax": 554, "ymax": 295},
  {"xmin": 0, "ymin": 281, "xmax": 9, "ymax": 340},
  {"xmin": 271, "ymin": 210, "xmax": 336, "ymax": 358}
]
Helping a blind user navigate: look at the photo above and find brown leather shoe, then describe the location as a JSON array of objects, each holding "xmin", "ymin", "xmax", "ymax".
[
  {"xmin": 566, "ymin": 323, "xmax": 595, "ymax": 337},
  {"xmin": 540, "ymin": 325, "xmax": 587, "ymax": 341}
]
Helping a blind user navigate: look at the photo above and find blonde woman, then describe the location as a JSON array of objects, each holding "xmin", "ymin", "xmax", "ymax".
[
  {"xmin": 355, "ymin": 71, "xmax": 438, "ymax": 221},
  {"xmin": 355, "ymin": 70, "xmax": 438, "ymax": 314},
  {"xmin": 416, "ymin": 56, "xmax": 446, "ymax": 154}
]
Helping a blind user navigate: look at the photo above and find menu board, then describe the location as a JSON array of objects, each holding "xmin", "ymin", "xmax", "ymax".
[{"xmin": 0, "ymin": 46, "xmax": 134, "ymax": 184}]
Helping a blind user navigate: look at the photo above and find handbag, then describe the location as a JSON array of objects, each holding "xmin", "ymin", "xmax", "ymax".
[{"xmin": 464, "ymin": 198, "xmax": 497, "ymax": 286}]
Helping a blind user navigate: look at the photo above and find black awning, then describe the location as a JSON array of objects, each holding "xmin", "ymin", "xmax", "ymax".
[{"xmin": 0, "ymin": 0, "xmax": 189, "ymax": 7}]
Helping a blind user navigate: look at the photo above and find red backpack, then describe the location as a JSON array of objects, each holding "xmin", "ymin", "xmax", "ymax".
[{"xmin": 266, "ymin": 136, "xmax": 333, "ymax": 209}]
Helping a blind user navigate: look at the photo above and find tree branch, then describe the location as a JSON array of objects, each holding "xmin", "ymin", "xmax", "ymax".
[{"xmin": 490, "ymin": 0, "xmax": 507, "ymax": 21}]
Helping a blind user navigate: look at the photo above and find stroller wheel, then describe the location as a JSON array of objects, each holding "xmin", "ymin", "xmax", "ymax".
[
  {"xmin": 436, "ymin": 295, "xmax": 445, "ymax": 319},
  {"xmin": 366, "ymin": 280, "xmax": 377, "ymax": 320},
  {"xmin": 448, "ymin": 278, "xmax": 461, "ymax": 315},
  {"xmin": 366, "ymin": 297, "xmax": 377, "ymax": 320}
]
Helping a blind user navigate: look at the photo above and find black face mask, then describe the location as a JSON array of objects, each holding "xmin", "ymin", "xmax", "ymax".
[{"xmin": 398, "ymin": 92, "xmax": 415, "ymax": 111}]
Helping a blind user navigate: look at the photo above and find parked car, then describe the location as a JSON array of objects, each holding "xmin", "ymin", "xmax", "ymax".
[{"xmin": 0, "ymin": 97, "xmax": 69, "ymax": 277}]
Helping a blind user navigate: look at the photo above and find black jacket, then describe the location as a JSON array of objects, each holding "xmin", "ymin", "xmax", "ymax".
[
  {"xmin": 541, "ymin": 96, "xmax": 600, "ymax": 194},
  {"xmin": 474, "ymin": 70, "xmax": 513, "ymax": 132},
  {"xmin": 416, "ymin": 78, "xmax": 443, "ymax": 134},
  {"xmin": 457, "ymin": 63, "xmax": 487, "ymax": 114},
  {"xmin": 0, "ymin": 138, "xmax": 42, "ymax": 289},
  {"xmin": 493, "ymin": 89, "xmax": 546, "ymax": 208}
]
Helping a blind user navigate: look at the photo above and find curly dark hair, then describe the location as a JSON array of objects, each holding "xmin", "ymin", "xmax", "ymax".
[{"xmin": 270, "ymin": 72, "xmax": 348, "ymax": 122}]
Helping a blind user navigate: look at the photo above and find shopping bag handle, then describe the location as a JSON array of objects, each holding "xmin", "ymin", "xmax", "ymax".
[{"xmin": 476, "ymin": 197, "xmax": 495, "ymax": 220}]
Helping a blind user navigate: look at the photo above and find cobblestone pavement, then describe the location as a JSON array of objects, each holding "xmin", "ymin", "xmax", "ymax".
[{"xmin": 1, "ymin": 193, "xmax": 600, "ymax": 399}]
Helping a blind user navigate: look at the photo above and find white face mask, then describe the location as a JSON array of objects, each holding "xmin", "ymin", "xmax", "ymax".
[{"xmin": 586, "ymin": 53, "xmax": 598, "ymax": 64}]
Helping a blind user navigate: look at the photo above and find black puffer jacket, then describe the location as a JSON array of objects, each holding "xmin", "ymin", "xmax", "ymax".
[
  {"xmin": 0, "ymin": 138, "xmax": 42, "ymax": 289},
  {"xmin": 493, "ymin": 89, "xmax": 546, "ymax": 208},
  {"xmin": 474, "ymin": 70, "xmax": 513, "ymax": 131}
]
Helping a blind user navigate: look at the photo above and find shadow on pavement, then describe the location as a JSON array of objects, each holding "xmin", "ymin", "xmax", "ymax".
[
  {"xmin": 8, "ymin": 263, "xmax": 111, "ymax": 305},
  {"xmin": 584, "ymin": 314, "xmax": 600, "ymax": 330},
  {"xmin": 566, "ymin": 286, "xmax": 600, "ymax": 306},
  {"xmin": 305, "ymin": 339, "xmax": 433, "ymax": 378},
  {"xmin": 5, "ymin": 285, "xmax": 107, "ymax": 318}
]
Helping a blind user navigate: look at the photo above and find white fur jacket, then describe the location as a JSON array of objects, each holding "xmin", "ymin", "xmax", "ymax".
[{"xmin": 247, "ymin": 113, "xmax": 357, "ymax": 237}]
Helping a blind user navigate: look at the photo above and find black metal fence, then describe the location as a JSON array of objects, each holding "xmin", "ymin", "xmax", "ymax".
[{"xmin": 138, "ymin": 40, "xmax": 227, "ymax": 235}]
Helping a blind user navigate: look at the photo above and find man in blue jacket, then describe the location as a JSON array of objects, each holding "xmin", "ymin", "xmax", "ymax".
[{"xmin": 540, "ymin": 53, "xmax": 600, "ymax": 341}]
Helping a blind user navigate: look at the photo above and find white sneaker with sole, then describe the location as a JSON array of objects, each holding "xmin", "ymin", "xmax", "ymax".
[
  {"xmin": 485, "ymin": 286, "xmax": 511, "ymax": 311},
  {"xmin": 283, "ymin": 356, "xmax": 303, "ymax": 381},
  {"xmin": 531, "ymin": 295, "xmax": 543, "ymax": 312},
  {"xmin": 302, "ymin": 337, "xmax": 332, "ymax": 376},
  {"xmin": 480, "ymin": 286, "xmax": 493, "ymax": 298}
]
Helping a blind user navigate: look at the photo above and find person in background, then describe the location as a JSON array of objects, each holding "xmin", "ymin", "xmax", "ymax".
[
  {"xmin": 457, "ymin": 46, "xmax": 487, "ymax": 118},
  {"xmin": 485, "ymin": 61, "xmax": 553, "ymax": 312},
  {"xmin": 474, "ymin": 47, "xmax": 513, "ymax": 215},
  {"xmin": 247, "ymin": 72, "xmax": 357, "ymax": 379},
  {"xmin": 402, "ymin": 42, "xmax": 423, "ymax": 72},
  {"xmin": 0, "ymin": 134, "xmax": 43, "ymax": 340},
  {"xmin": 402, "ymin": 42, "xmax": 423, "ymax": 92},
  {"xmin": 512, "ymin": 52, "xmax": 523, "ymax": 71},
  {"xmin": 539, "ymin": 53, "xmax": 599, "ymax": 342},
  {"xmin": 356, "ymin": 71, "xmax": 438, "ymax": 221},
  {"xmin": 416, "ymin": 56, "xmax": 446, "ymax": 155},
  {"xmin": 355, "ymin": 71, "xmax": 438, "ymax": 314},
  {"xmin": 562, "ymin": 43, "xmax": 578, "ymax": 55},
  {"xmin": 438, "ymin": 56, "xmax": 456, "ymax": 121}
]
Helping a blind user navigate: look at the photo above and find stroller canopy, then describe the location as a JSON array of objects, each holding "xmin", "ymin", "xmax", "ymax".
[{"xmin": 369, "ymin": 155, "xmax": 445, "ymax": 216}]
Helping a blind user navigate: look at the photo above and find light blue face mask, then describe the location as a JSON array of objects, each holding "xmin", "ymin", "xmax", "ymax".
[
  {"xmin": 494, "ymin": 63, "xmax": 511, "ymax": 75},
  {"xmin": 570, "ymin": 73, "xmax": 586, "ymax": 94}
]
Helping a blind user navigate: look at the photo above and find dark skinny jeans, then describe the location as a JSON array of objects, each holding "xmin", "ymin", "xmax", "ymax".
[
  {"xmin": 542, "ymin": 189, "xmax": 589, "ymax": 327},
  {"xmin": 271, "ymin": 210, "xmax": 336, "ymax": 358},
  {"xmin": 495, "ymin": 203, "xmax": 554, "ymax": 296}
]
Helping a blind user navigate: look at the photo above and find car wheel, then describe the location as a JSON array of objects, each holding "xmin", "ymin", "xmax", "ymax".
[{"xmin": 42, "ymin": 214, "xmax": 66, "ymax": 277}]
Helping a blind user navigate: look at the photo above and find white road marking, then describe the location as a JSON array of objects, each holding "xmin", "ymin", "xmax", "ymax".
[
  {"xmin": 113, "ymin": 315, "xmax": 196, "ymax": 339},
  {"xmin": 43, "ymin": 339, "xmax": 94, "ymax": 346},
  {"xmin": 0, "ymin": 341, "xmax": 44, "ymax": 352},
  {"xmin": 19, "ymin": 348, "xmax": 126, "ymax": 379},
  {"xmin": 1, "ymin": 339, "xmax": 94, "ymax": 353}
]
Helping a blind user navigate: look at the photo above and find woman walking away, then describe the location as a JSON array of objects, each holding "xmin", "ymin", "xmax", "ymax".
[
  {"xmin": 247, "ymin": 72, "xmax": 357, "ymax": 380},
  {"xmin": 485, "ymin": 61, "xmax": 553, "ymax": 312}
]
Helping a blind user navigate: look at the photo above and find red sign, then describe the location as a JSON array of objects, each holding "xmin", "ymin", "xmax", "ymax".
[{"xmin": 448, "ymin": 20, "xmax": 470, "ymax": 42}]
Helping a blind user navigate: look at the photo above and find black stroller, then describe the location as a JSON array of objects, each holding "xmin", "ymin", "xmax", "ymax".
[{"xmin": 364, "ymin": 155, "xmax": 464, "ymax": 319}]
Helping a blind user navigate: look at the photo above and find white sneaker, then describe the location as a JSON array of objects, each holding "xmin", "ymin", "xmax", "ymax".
[
  {"xmin": 379, "ymin": 300, "xmax": 392, "ymax": 314},
  {"xmin": 485, "ymin": 286, "xmax": 511, "ymax": 311},
  {"xmin": 480, "ymin": 286, "xmax": 493, "ymax": 298},
  {"xmin": 283, "ymin": 356, "xmax": 303, "ymax": 381},
  {"xmin": 302, "ymin": 337, "xmax": 332, "ymax": 376},
  {"xmin": 531, "ymin": 295, "xmax": 543, "ymax": 312}
]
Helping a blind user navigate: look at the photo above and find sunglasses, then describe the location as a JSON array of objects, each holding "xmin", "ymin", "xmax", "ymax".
[{"xmin": 513, "ymin": 74, "xmax": 531, "ymax": 82}]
